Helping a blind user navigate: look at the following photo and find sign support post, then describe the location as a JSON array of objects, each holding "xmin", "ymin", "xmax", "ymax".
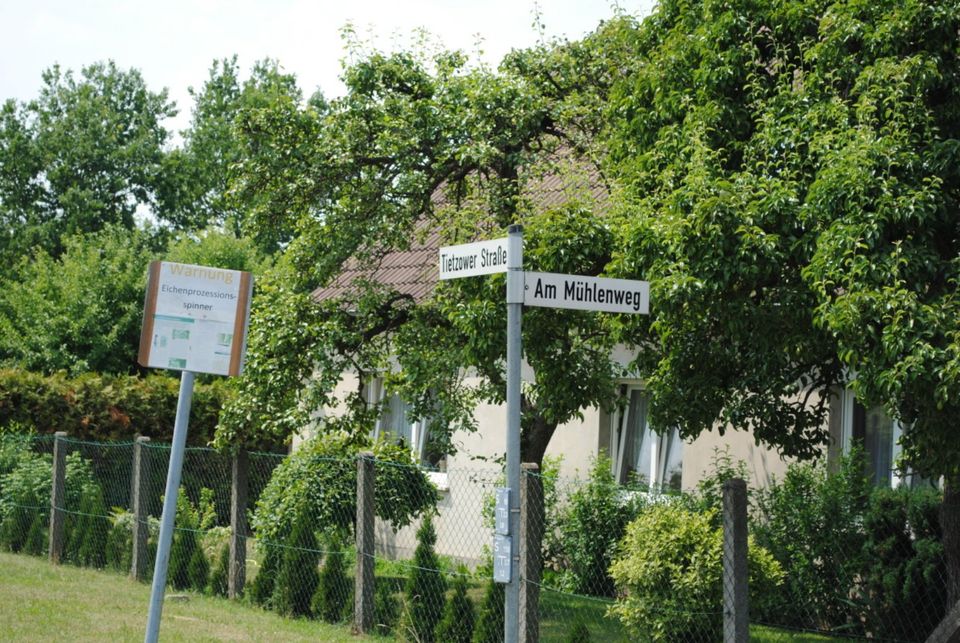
[
  {"xmin": 505, "ymin": 224, "xmax": 523, "ymax": 643},
  {"xmin": 145, "ymin": 369, "xmax": 195, "ymax": 643}
]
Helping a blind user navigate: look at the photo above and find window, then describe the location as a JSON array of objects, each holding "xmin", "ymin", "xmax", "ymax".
[
  {"xmin": 366, "ymin": 378, "xmax": 432, "ymax": 466},
  {"xmin": 611, "ymin": 386, "xmax": 682, "ymax": 492}
]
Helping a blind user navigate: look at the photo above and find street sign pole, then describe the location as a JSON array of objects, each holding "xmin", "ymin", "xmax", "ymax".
[
  {"xmin": 504, "ymin": 224, "xmax": 523, "ymax": 643},
  {"xmin": 144, "ymin": 370, "xmax": 196, "ymax": 643}
]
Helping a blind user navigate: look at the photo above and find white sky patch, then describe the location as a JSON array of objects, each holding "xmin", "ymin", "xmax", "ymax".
[{"xmin": 1, "ymin": 0, "xmax": 654, "ymax": 137}]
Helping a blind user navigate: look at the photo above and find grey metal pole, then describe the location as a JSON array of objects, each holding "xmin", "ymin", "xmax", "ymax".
[
  {"xmin": 145, "ymin": 370, "xmax": 196, "ymax": 643},
  {"xmin": 505, "ymin": 224, "xmax": 523, "ymax": 643}
]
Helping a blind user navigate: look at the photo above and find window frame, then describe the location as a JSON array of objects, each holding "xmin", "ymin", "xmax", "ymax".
[{"xmin": 609, "ymin": 384, "xmax": 682, "ymax": 492}]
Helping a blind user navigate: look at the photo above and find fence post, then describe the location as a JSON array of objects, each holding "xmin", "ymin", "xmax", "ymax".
[
  {"xmin": 354, "ymin": 452, "xmax": 375, "ymax": 634},
  {"xmin": 229, "ymin": 449, "xmax": 249, "ymax": 599},
  {"xmin": 520, "ymin": 462, "xmax": 544, "ymax": 643},
  {"xmin": 48, "ymin": 431, "xmax": 68, "ymax": 564},
  {"xmin": 723, "ymin": 478, "xmax": 749, "ymax": 643},
  {"xmin": 131, "ymin": 436, "xmax": 151, "ymax": 581}
]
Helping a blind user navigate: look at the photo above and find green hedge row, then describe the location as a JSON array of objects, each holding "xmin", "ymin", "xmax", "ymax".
[{"xmin": 0, "ymin": 368, "xmax": 231, "ymax": 445}]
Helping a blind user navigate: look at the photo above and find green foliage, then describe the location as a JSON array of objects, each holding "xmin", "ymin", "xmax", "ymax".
[
  {"xmin": 164, "ymin": 228, "xmax": 271, "ymax": 275},
  {"xmin": 753, "ymin": 453, "xmax": 869, "ymax": 629},
  {"xmin": 0, "ymin": 368, "xmax": 230, "ymax": 445},
  {"xmin": 546, "ymin": 454, "xmax": 646, "ymax": 597},
  {"xmin": 209, "ymin": 541, "xmax": 230, "ymax": 597},
  {"xmin": 373, "ymin": 579, "xmax": 401, "ymax": 635},
  {"xmin": 65, "ymin": 482, "xmax": 108, "ymax": 569},
  {"xmin": 168, "ymin": 489, "xmax": 208, "ymax": 592},
  {"xmin": 271, "ymin": 507, "xmax": 319, "ymax": 618},
  {"xmin": 0, "ymin": 61, "xmax": 175, "ymax": 265},
  {"xmin": 471, "ymin": 578, "xmax": 504, "ymax": 643},
  {"xmin": 434, "ymin": 569, "xmax": 475, "ymax": 643},
  {"xmin": 105, "ymin": 510, "xmax": 134, "ymax": 573},
  {"xmin": 22, "ymin": 510, "xmax": 46, "ymax": 556},
  {"xmin": 249, "ymin": 543, "xmax": 281, "ymax": 608},
  {"xmin": 401, "ymin": 514, "xmax": 446, "ymax": 642},
  {"xmin": 565, "ymin": 622, "xmax": 591, "ymax": 643},
  {"xmin": 0, "ymin": 226, "xmax": 157, "ymax": 375},
  {"xmin": 608, "ymin": 502, "xmax": 783, "ymax": 643},
  {"xmin": 251, "ymin": 432, "xmax": 437, "ymax": 545},
  {"xmin": 311, "ymin": 529, "xmax": 351, "ymax": 623}
]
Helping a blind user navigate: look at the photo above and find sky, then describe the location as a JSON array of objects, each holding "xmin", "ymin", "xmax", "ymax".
[{"xmin": 1, "ymin": 0, "xmax": 655, "ymax": 136}]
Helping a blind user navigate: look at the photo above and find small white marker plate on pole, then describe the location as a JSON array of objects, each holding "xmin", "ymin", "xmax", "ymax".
[
  {"xmin": 439, "ymin": 237, "xmax": 509, "ymax": 280},
  {"xmin": 524, "ymin": 271, "xmax": 650, "ymax": 314}
]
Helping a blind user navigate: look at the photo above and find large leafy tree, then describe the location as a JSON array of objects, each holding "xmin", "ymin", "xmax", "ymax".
[
  {"xmin": 602, "ymin": 0, "xmax": 960, "ymax": 606},
  {"xmin": 0, "ymin": 61, "xmax": 175, "ymax": 264},
  {"xmin": 215, "ymin": 42, "xmax": 628, "ymax": 464}
]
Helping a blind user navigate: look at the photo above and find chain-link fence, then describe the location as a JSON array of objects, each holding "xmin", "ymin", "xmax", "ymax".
[{"xmin": 0, "ymin": 432, "xmax": 954, "ymax": 642}]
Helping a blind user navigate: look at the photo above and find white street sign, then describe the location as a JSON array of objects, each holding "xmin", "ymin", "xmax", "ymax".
[
  {"xmin": 138, "ymin": 261, "xmax": 253, "ymax": 376},
  {"xmin": 438, "ymin": 237, "xmax": 509, "ymax": 280},
  {"xmin": 523, "ymin": 271, "xmax": 649, "ymax": 314}
]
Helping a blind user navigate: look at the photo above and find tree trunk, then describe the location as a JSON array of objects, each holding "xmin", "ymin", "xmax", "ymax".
[
  {"xmin": 943, "ymin": 477, "xmax": 960, "ymax": 610},
  {"xmin": 520, "ymin": 413, "xmax": 557, "ymax": 468}
]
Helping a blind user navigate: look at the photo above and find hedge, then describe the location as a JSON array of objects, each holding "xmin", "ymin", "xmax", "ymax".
[{"xmin": 0, "ymin": 368, "xmax": 230, "ymax": 445}]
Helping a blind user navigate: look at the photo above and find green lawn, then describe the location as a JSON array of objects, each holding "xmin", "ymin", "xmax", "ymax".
[{"xmin": 0, "ymin": 552, "xmax": 364, "ymax": 642}]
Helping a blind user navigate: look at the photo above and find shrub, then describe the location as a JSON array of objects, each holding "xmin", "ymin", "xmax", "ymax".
[
  {"xmin": 188, "ymin": 541, "xmax": 211, "ymax": 592},
  {"xmin": 272, "ymin": 507, "xmax": 320, "ymax": 618},
  {"xmin": 434, "ymin": 568, "xmax": 475, "ymax": 643},
  {"xmin": 374, "ymin": 579, "xmax": 401, "ymax": 634},
  {"xmin": 169, "ymin": 490, "xmax": 206, "ymax": 591},
  {"xmin": 105, "ymin": 510, "xmax": 134, "ymax": 573},
  {"xmin": 471, "ymin": 578, "xmax": 504, "ymax": 643},
  {"xmin": 565, "ymin": 622, "xmax": 591, "ymax": 643},
  {"xmin": 69, "ymin": 483, "xmax": 109, "ymax": 568},
  {"xmin": 752, "ymin": 451, "xmax": 869, "ymax": 630},
  {"xmin": 0, "ymin": 368, "xmax": 231, "ymax": 445},
  {"xmin": 23, "ymin": 510, "xmax": 46, "ymax": 555},
  {"xmin": 252, "ymin": 432, "xmax": 438, "ymax": 545},
  {"xmin": 209, "ymin": 542, "xmax": 230, "ymax": 597},
  {"xmin": 249, "ymin": 543, "xmax": 282, "ymax": 608},
  {"xmin": 859, "ymin": 485, "xmax": 946, "ymax": 640},
  {"xmin": 608, "ymin": 502, "xmax": 783, "ymax": 643},
  {"xmin": 401, "ymin": 513, "xmax": 446, "ymax": 642},
  {"xmin": 312, "ymin": 529, "xmax": 351, "ymax": 623},
  {"xmin": 546, "ymin": 454, "xmax": 646, "ymax": 596}
]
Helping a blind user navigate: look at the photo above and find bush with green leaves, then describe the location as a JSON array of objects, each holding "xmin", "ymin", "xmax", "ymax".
[
  {"xmin": 471, "ymin": 578, "xmax": 504, "ymax": 643},
  {"xmin": 608, "ymin": 502, "xmax": 784, "ymax": 643},
  {"xmin": 373, "ymin": 579, "xmax": 401, "ymax": 634},
  {"xmin": 249, "ymin": 542, "xmax": 282, "ymax": 608},
  {"xmin": 434, "ymin": 568, "xmax": 475, "ymax": 643},
  {"xmin": 251, "ymin": 432, "xmax": 438, "ymax": 546},
  {"xmin": 0, "ymin": 449, "xmax": 97, "ymax": 553},
  {"xmin": 168, "ymin": 488, "xmax": 213, "ymax": 592},
  {"xmin": 105, "ymin": 510, "xmax": 135, "ymax": 573},
  {"xmin": 752, "ymin": 452, "xmax": 869, "ymax": 630},
  {"xmin": 312, "ymin": 529, "xmax": 351, "ymax": 623},
  {"xmin": 272, "ymin": 507, "xmax": 319, "ymax": 618},
  {"xmin": 64, "ymin": 482, "xmax": 109, "ymax": 568},
  {"xmin": 859, "ymin": 485, "xmax": 946, "ymax": 640},
  {"xmin": 400, "ymin": 513, "xmax": 446, "ymax": 642},
  {"xmin": 209, "ymin": 541, "xmax": 230, "ymax": 597},
  {"xmin": 546, "ymin": 454, "xmax": 647, "ymax": 597}
]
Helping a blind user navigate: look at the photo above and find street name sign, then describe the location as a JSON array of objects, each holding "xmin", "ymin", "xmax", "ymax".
[
  {"xmin": 138, "ymin": 261, "xmax": 254, "ymax": 376},
  {"xmin": 438, "ymin": 237, "xmax": 509, "ymax": 280},
  {"xmin": 523, "ymin": 271, "xmax": 649, "ymax": 315}
]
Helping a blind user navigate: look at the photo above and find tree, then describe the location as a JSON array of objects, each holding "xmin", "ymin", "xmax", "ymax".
[
  {"xmin": 598, "ymin": 0, "xmax": 960, "ymax": 608},
  {"xmin": 0, "ymin": 226, "xmax": 156, "ymax": 374},
  {"xmin": 216, "ymin": 38, "xmax": 627, "ymax": 468},
  {"xmin": 401, "ymin": 513, "xmax": 446, "ymax": 642},
  {"xmin": 0, "ymin": 61, "xmax": 175, "ymax": 264}
]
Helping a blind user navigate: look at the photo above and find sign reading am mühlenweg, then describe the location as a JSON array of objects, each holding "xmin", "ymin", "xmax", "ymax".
[
  {"xmin": 138, "ymin": 261, "xmax": 254, "ymax": 377},
  {"xmin": 523, "ymin": 271, "xmax": 649, "ymax": 315}
]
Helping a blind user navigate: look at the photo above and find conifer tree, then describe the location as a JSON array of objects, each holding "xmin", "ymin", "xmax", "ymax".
[
  {"xmin": 402, "ymin": 513, "xmax": 446, "ymax": 642},
  {"xmin": 209, "ymin": 541, "xmax": 230, "ymax": 597},
  {"xmin": 472, "ymin": 579, "xmax": 504, "ymax": 643},
  {"xmin": 23, "ymin": 511, "xmax": 46, "ymax": 556},
  {"xmin": 311, "ymin": 529, "xmax": 351, "ymax": 622},
  {"xmin": 272, "ymin": 507, "xmax": 319, "ymax": 617},
  {"xmin": 435, "ymin": 567, "xmax": 475, "ymax": 643},
  {"xmin": 250, "ymin": 543, "xmax": 281, "ymax": 607},
  {"xmin": 187, "ymin": 541, "xmax": 210, "ymax": 592}
]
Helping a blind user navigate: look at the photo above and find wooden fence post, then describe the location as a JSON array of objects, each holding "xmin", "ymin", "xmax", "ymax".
[
  {"xmin": 48, "ymin": 432, "xmax": 68, "ymax": 564},
  {"xmin": 131, "ymin": 436, "xmax": 151, "ymax": 581},
  {"xmin": 354, "ymin": 452, "xmax": 375, "ymax": 634},
  {"xmin": 723, "ymin": 478, "xmax": 749, "ymax": 643},
  {"xmin": 229, "ymin": 449, "xmax": 249, "ymax": 599},
  {"xmin": 520, "ymin": 462, "xmax": 544, "ymax": 643}
]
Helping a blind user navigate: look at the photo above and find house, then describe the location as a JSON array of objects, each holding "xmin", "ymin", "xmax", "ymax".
[{"xmin": 301, "ymin": 162, "xmax": 910, "ymax": 565}]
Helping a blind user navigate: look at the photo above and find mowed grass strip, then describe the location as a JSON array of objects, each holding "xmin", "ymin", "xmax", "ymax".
[{"xmin": 0, "ymin": 552, "xmax": 363, "ymax": 642}]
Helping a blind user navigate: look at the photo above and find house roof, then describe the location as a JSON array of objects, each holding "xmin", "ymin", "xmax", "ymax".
[{"xmin": 312, "ymin": 157, "xmax": 608, "ymax": 304}]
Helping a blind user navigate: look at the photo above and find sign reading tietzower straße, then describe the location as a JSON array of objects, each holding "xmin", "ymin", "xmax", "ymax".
[
  {"xmin": 523, "ymin": 271, "xmax": 650, "ymax": 315},
  {"xmin": 438, "ymin": 237, "xmax": 509, "ymax": 280},
  {"xmin": 138, "ymin": 261, "xmax": 253, "ymax": 376}
]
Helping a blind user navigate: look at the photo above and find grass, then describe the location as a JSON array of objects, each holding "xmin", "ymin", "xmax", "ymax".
[{"xmin": 0, "ymin": 551, "xmax": 364, "ymax": 642}]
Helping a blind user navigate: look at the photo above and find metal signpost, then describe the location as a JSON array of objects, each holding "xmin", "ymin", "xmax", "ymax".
[
  {"xmin": 138, "ymin": 261, "xmax": 253, "ymax": 643},
  {"xmin": 439, "ymin": 229, "xmax": 649, "ymax": 643}
]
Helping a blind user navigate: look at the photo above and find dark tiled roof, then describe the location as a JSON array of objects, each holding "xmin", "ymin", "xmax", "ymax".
[{"xmin": 312, "ymin": 157, "xmax": 608, "ymax": 303}]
